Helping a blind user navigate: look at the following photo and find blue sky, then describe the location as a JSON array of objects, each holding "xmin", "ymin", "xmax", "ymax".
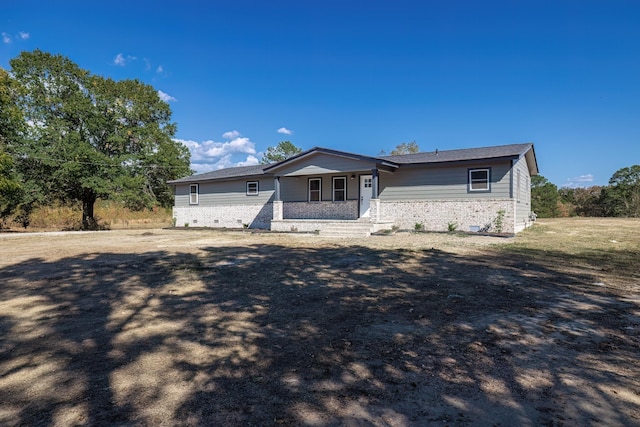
[{"xmin": 2, "ymin": 1, "xmax": 639, "ymax": 187}]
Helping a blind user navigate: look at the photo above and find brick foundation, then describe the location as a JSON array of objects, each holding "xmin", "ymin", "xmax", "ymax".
[
  {"xmin": 380, "ymin": 199, "xmax": 515, "ymax": 233},
  {"xmin": 283, "ymin": 200, "xmax": 358, "ymax": 220},
  {"xmin": 173, "ymin": 203, "xmax": 273, "ymax": 229}
]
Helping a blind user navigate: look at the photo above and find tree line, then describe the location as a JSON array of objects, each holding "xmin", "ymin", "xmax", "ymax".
[
  {"xmin": 532, "ymin": 166, "xmax": 640, "ymax": 218},
  {"xmin": 1, "ymin": 50, "xmax": 192, "ymax": 229}
]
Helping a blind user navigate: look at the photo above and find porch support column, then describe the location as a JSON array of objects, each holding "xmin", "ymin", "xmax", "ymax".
[
  {"xmin": 273, "ymin": 176, "xmax": 283, "ymax": 221},
  {"xmin": 371, "ymin": 168, "xmax": 380, "ymax": 222},
  {"xmin": 274, "ymin": 176, "xmax": 281, "ymax": 201},
  {"xmin": 371, "ymin": 168, "xmax": 379, "ymax": 198}
]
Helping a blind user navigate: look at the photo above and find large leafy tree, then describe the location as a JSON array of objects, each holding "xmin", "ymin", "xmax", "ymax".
[
  {"xmin": 0, "ymin": 68, "xmax": 25, "ymax": 224},
  {"xmin": 601, "ymin": 165, "xmax": 640, "ymax": 217},
  {"xmin": 261, "ymin": 140, "xmax": 302, "ymax": 164},
  {"xmin": 531, "ymin": 175, "xmax": 559, "ymax": 218},
  {"xmin": 9, "ymin": 50, "xmax": 191, "ymax": 229}
]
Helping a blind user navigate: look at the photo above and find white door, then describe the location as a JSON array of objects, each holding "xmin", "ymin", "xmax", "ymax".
[{"xmin": 360, "ymin": 175, "xmax": 373, "ymax": 217}]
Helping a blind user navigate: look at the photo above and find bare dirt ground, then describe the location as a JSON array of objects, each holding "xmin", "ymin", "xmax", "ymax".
[{"xmin": 1, "ymin": 219, "xmax": 639, "ymax": 426}]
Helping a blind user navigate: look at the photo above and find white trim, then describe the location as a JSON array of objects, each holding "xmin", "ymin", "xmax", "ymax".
[
  {"xmin": 189, "ymin": 184, "xmax": 199, "ymax": 205},
  {"xmin": 246, "ymin": 181, "xmax": 259, "ymax": 196},
  {"xmin": 469, "ymin": 168, "xmax": 490, "ymax": 192},
  {"xmin": 332, "ymin": 176, "xmax": 346, "ymax": 202},
  {"xmin": 308, "ymin": 178, "xmax": 321, "ymax": 202}
]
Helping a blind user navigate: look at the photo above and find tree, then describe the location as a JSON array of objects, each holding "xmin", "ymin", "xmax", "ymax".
[
  {"xmin": 9, "ymin": 50, "xmax": 191, "ymax": 229},
  {"xmin": 531, "ymin": 175, "xmax": 559, "ymax": 217},
  {"xmin": 390, "ymin": 141, "xmax": 420, "ymax": 155},
  {"xmin": 0, "ymin": 68, "xmax": 25, "ymax": 224},
  {"xmin": 601, "ymin": 165, "xmax": 640, "ymax": 217},
  {"xmin": 261, "ymin": 141, "xmax": 302, "ymax": 164}
]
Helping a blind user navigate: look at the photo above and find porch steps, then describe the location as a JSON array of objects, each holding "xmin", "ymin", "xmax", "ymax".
[{"xmin": 319, "ymin": 222, "xmax": 374, "ymax": 238}]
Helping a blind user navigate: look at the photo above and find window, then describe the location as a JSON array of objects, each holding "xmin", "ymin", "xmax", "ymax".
[
  {"xmin": 246, "ymin": 181, "xmax": 259, "ymax": 196},
  {"xmin": 189, "ymin": 184, "xmax": 199, "ymax": 204},
  {"xmin": 309, "ymin": 178, "xmax": 321, "ymax": 202},
  {"xmin": 333, "ymin": 177, "xmax": 346, "ymax": 202},
  {"xmin": 468, "ymin": 168, "xmax": 490, "ymax": 192}
]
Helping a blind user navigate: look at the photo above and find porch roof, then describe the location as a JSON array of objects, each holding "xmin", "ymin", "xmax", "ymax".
[{"xmin": 263, "ymin": 146, "xmax": 399, "ymax": 173}]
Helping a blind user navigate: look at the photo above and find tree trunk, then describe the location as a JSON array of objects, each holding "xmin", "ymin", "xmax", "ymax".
[{"xmin": 82, "ymin": 191, "xmax": 97, "ymax": 230}]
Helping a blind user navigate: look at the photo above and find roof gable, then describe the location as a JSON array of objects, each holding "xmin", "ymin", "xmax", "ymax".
[{"xmin": 264, "ymin": 147, "xmax": 398, "ymax": 174}]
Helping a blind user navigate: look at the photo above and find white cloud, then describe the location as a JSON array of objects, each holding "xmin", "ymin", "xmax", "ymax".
[
  {"xmin": 113, "ymin": 53, "xmax": 137, "ymax": 66},
  {"xmin": 175, "ymin": 131, "xmax": 258, "ymax": 173},
  {"xmin": 563, "ymin": 173, "xmax": 594, "ymax": 188},
  {"xmin": 236, "ymin": 155, "xmax": 260, "ymax": 167},
  {"xmin": 18, "ymin": 31, "xmax": 29, "ymax": 40},
  {"xmin": 156, "ymin": 65, "xmax": 163, "ymax": 73},
  {"xmin": 222, "ymin": 130, "xmax": 241, "ymax": 140},
  {"xmin": 157, "ymin": 90, "xmax": 177, "ymax": 102},
  {"xmin": 277, "ymin": 127, "xmax": 293, "ymax": 135},
  {"xmin": 2, "ymin": 32, "xmax": 11, "ymax": 44}
]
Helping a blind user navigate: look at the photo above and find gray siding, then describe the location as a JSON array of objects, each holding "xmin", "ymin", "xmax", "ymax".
[
  {"xmin": 379, "ymin": 160, "xmax": 512, "ymax": 201},
  {"xmin": 513, "ymin": 156, "xmax": 533, "ymax": 229},
  {"xmin": 174, "ymin": 177, "xmax": 274, "ymax": 208},
  {"xmin": 273, "ymin": 153, "xmax": 376, "ymax": 176}
]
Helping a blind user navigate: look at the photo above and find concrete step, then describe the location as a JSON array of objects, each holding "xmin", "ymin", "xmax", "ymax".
[
  {"xmin": 320, "ymin": 232, "xmax": 371, "ymax": 238},
  {"xmin": 319, "ymin": 222, "xmax": 375, "ymax": 237}
]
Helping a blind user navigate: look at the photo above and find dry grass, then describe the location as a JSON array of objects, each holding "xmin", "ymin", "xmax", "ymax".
[
  {"xmin": 21, "ymin": 200, "xmax": 172, "ymax": 231},
  {"xmin": 498, "ymin": 218, "xmax": 640, "ymax": 289}
]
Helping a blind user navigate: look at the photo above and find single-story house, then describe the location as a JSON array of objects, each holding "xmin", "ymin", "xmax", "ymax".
[{"xmin": 168, "ymin": 143, "xmax": 538, "ymax": 235}]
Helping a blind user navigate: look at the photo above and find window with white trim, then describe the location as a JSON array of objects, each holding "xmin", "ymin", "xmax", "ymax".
[
  {"xmin": 468, "ymin": 168, "xmax": 490, "ymax": 192},
  {"xmin": 246, "ymin": 181, "xmax": 259, "ymax": 196},
  {"xmin": 189, "ymin": 184, "xmax": 199, "ymax": 204},
  {"xmin": 309, "ymin": 178, "xmax": 321, "ymax": 202},
  {"xmin": 333, "ymin": 177, "xmax": 346, "ymax": 202}
]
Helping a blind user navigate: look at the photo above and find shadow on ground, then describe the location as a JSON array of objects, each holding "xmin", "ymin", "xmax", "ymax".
[{"xmin": 0, "ymin": 243, "xmax": 638, "ymax": 426}]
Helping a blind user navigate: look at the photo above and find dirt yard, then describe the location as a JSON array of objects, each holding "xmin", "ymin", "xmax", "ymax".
[{"xmin": 1, "ymin": 219, "xmax": 639, "ymax": 426}]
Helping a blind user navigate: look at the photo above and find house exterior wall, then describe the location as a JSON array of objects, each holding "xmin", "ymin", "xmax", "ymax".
[
  {"xmin": 513, "ymin": 155, "xmax": 534, "ymax": 232},
  {"xmin": 173, "ymin": 177, "xmax": 274, "ymax": 228},
  {"xmin": 380, "ymin": 199, "xmax": 515, "ymax": 233},
  {"xmin": 379, "ymin": 160, "xmax": 512, "ymax": 201},
  {"xmin": 174, "ymin": 177, "xmax": 274, "ymax": 208},
  {"xmin": 171, "ymin": 151, "xmax": 535, "ymax": 234}
]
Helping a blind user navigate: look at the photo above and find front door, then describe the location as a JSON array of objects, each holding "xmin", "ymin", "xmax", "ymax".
[{"xmin": 360, "ymin": 175, "xmax": 372, "ymax": 217}]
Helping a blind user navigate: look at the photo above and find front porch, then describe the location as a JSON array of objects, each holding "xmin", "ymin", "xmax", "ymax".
[{"xmin": 263, "ymin": 147, "xmax": 399, "ymax": 234}]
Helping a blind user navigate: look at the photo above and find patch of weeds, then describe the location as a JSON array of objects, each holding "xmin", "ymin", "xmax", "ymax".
[
  {"xmin": 447, "ymin": 221, "xmax": 458, "ymax": 232},
  {"xmin": 414, "ymin": 222, "xmax": 424, "ymax": 232},
  {"xmin": 494, "ymin": 209, "xmax": 505, "ymax": 233}
]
